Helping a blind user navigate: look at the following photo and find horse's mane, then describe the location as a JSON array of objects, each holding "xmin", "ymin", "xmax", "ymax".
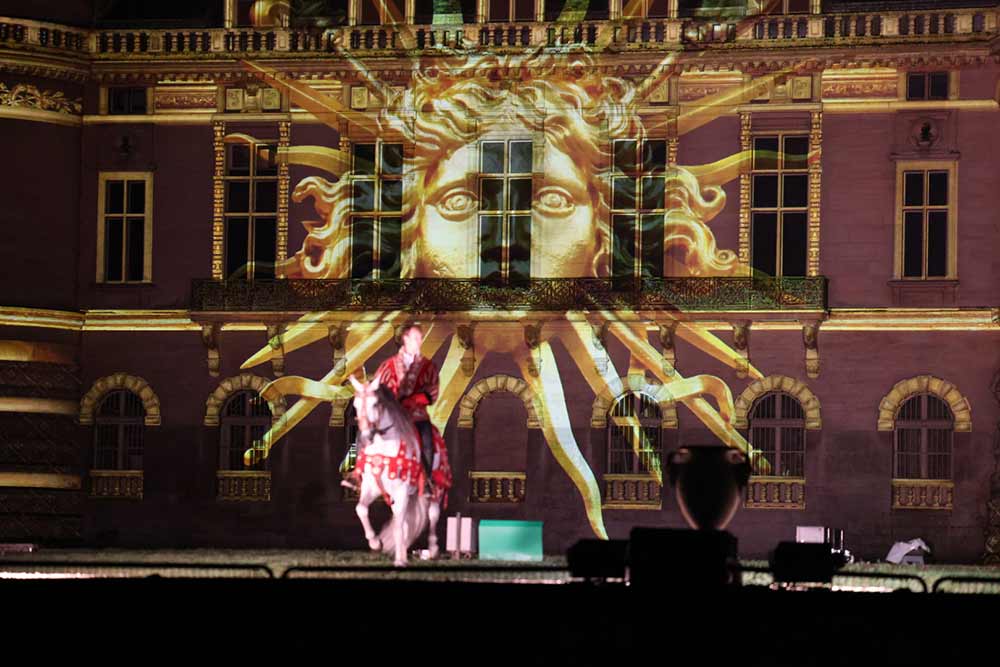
[{"xmin": 375, "ymin": 385, "xmax": 421, "ymax": 451}]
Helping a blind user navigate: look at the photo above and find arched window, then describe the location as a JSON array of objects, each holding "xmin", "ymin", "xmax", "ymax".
[
  {"xmin": 93, "ymin": 390, "xmax": 145, "ymax": 470},
  {"xmin": 607, "ymin": 392, "xmax": 661, "ymax": 474},
  {"xmin": 219, "ymin": 390, "xmax": 271, "ymax": 471},
  {"xmin": 894, "ymin": 394, "xmax": 953, "ymax": 480},
  {"xmin": 748, "ymin": 392, "xmax": 805, "ymax": 477}
]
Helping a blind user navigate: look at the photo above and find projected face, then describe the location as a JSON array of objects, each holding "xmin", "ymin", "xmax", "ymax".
[{"xmin": 413, "ymin": 138, "xmax": 598, "ymax": 279}]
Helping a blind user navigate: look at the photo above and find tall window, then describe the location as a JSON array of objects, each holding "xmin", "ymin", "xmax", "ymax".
[
  {"xmin": 343, "ymin": 404, "xmax": 359, "ymax": 473},
  {"xmin": 219, "ymin": 391, "xmax": 272, "ymax": 471},
  {"xmin": 357, "ymin": 0, "xmax": 402, "ymax": 24},
  {"xmin": 479, "ymin": 139, "xmax": 532, "ymax": 286},
  {"xmin": 894, "ymin": 394, "xmax": 953, "ymax": 480},
  {"xmin": 607, "ymin": 393, "xmax": 661, "ymax": 475},
  {"xmin": 94, "ymin": 390, "xmax": 145, "ymax": 470},
  {"xmin": 108, "ymin": 87, "xmax": 147, "ymax": 115},
  {"xmin": 488, "ymin": 0, "xmax": 535, "ymax": 21},
  {"xmin": 224, "ymin": 141, "xmax": 278, "ymax": 280},
  {"xmin": 611, "ymin": 139, "xmax": 666, "ymax": 286},
  {"xmin": 97, "ymin": 172, "xmax": 153, "ymax": 283},
  {"xmin": 748, "ymin": 392, "xmax": 805, "ymax": 477},
  {"xmin": 351, "ymin": 142, "xmax": 403, "ymax": 280},
  {"xmin": 906, "ymin": 72, "xmax": 949, "ymax": 101},
  {"xmin": 750, "ymin": 134, "xmax": 809, "ymax": 277},
  {"xmin": 897, "ymin": 166, "xmax": 954, "ymax": 279}
]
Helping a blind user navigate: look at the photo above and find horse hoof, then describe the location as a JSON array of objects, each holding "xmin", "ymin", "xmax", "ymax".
[{"xmin": 368, "ymin": 538, "xmax": 381, "ymax": 551}]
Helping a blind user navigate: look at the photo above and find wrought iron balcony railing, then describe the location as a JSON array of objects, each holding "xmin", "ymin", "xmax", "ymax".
[{"xmin": 191, "ymin": 276, "xmax": 826, "ymax": 312}]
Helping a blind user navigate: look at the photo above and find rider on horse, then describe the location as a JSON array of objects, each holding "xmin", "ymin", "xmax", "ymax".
[{"xmin": 368, "ymin": 322, "xmax": 440, "ymax": 495}]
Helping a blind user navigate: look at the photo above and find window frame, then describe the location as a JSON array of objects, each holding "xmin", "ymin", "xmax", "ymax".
[
  {"xmin": 477, "ymin": 136, "xmax": 535, "ymax": 286},
  {"xmin": 93, "ymin": 389, "xmax": 145, "ymax": 471},
  {"xmin": 218, "ymin": 390, "xmax": 273, "ymax": 471},
  {"xmin": 893, "ymin": 160, "xmax": 958, "ymax": 280},
  {"xmin": 606, "ymin": 392, "xmax": 662, "ymax": 476},
  {"xmin": 893, "ymin": 393, "xmax": 954, "ymax": 481},
  {"xmin": 905, "ymin": 71, "xmax": 951, "ymax": 102},
  {"xmin": 749, "ymin": 132, "xmax": 810, "ymax": 278},
  {"xmin": 747, "ymin": 391, "xmax": 806, "ymax": 478},
  {"xmin": 223, "ymin": 140, "xmax": 279, "ymax": 281},
  {"xmin": 96, "ymin": 171, "xmax": 154, "ymax": 284},
  {"xmin": 609, "ymin": 137, "xmax": 668, "ymax": 283},
  {"xmin": 348, "ymin": 140, "xmax": 405, "ymax": 281}
]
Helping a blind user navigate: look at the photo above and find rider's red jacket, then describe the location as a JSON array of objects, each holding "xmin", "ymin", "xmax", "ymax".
[{"xmin": 374, "ymin": 352, "xmax": 440, "ymax": 423}]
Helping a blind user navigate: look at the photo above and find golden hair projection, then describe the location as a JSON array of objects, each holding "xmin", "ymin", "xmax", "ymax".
[{"xmin": 237, "ymin": 36, "xmax": 812, "ymax": 538}]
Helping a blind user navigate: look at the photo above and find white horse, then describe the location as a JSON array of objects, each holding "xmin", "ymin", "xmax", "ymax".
[{"xmin": 347, "ymin": 374, "xmax": 444, "ymax": 567}]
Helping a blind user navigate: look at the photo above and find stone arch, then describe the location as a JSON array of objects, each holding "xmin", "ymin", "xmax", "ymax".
[
  {"xmin": 204, "ymin": 373, "xmax": 286, "ymax": 426},
  {"xmin": 734, "ymin": 375, "xmax": 822, "ymax": 430},
  {"xmin": 79, "ymin": 373, "xmax": 161, "ymax": 426},
  {"xmin": 877, "ymin": 375, "xmax": 971, "ymax": 432},
  {"xmin": 591, "ymin": 374, "xmax": 678, "ymax": 429},
  {"xmin": 457, "ymin": 374, "xmax": 540, "ymax": 429}
]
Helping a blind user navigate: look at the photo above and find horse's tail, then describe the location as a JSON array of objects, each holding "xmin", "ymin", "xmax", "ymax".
[{"xmin": 378, "ymin": 493, "xmax": 430, "ymax": 555}]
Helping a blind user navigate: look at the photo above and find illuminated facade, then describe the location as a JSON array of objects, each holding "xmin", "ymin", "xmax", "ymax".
[{"xmin": 1, "ymin": 0, "xmax": 999, "ymax": 561}]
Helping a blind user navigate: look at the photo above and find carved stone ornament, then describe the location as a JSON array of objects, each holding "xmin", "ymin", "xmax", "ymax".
[
  {"xmin": 201, "ymin": 323, "xmax": 221, "ymax": 377},
  {"xmin": 731, "ymin": 320, "xmax": 751, "ymax": 379},
  {"xmin": 802, "ymin": 320, "xmax": 821, "ymax": 379},
  {"xmin": 0, "ymin": 82, "xmax": 81, "ymax": 115},
  {"xmin": 456, "ymin": 323, "xmax": 476, "ymax": 377}
]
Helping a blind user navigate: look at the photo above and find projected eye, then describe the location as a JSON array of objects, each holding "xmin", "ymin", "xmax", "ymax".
[
  {"xmin": 535, "ymin": 187, "xmax": 575, "ymax": 217},
  {"xmin": 436, "ymin": 189, "xmax": 477, "ymax": 220}
]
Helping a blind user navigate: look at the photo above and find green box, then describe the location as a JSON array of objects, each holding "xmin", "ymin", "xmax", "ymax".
[{"xmin": 478, "ymin": 520, "xmax": 543, "ymax": 562}]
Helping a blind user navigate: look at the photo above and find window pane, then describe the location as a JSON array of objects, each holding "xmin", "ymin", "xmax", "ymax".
[
  {"xmin": 253, "ymin": 217, "xmax": 276, "ymax": 279},
  {"xmin": 481, "ymin": 142, "xmax": 504, "ymax": 174},
  {"xmin": 613, "ymin": 177, "xmax": 636, "ymax": 210},
  {"xmin": 509, "ymin": 215, "xmax": 531, "ymax": 285},
  {"xmin": 256, "ymin": 144, "xmax": 278, "ymax": 176},
  {"xmin": 126, "ymin": 218, "xmax": 144, "ymax": 281},
  {"xmin": 544, "ymin": 0, "xmax": 566, "ymax": 21},
  {"xmin": 782, "ymin": 174, "xmax": 808, "ymax": 208},
  {"xmin": 255, "ymin": 180, "xmax": 278, "ymax": 213},
  {"xmin": 515, "ymin": 0, "xmax": 534, "ymax": 20},
  {"xmin": 928, "ymin": 171, "xmax": 948, "ymax": 206},
  {"xmin": 612, "ymin": 214, "xmax": 637, "ymax": 280},
  {"xmin": 752, "ymin": 174, "xmax": 778, "ymax": 208},
  {"xmin": 781, "ymin": 212, "xmax": 807, "ymax": 277},
  {"xmin": 351, "ymin": 216, "xmax": 375, "ymax": 279},
  {"xmin": 643, "ymin": 140, "xmax": 667, "ymax": 172},
  {"xmin": 479, "ymin": 215, "xmax": 503, "ymax": 282},
  {"xmin": 381, "ymin": 179, "xmax": 403, "ymax": 212},
  {"xmin": 640, "ymin": 214, "xmax": 663, "ymax": 278},
  {"xmin": 379, "ymin": 217, "xmax": 402, "ymax": 278},
  {"xmin": 929, "ymin": 72, "xmax": 949, "ymax": 100},
  {"xmin": 414, "ymin": 0, "xmax": 434, "ymax": 22},
  {"xmin": 508, "ymin": 178, "xmax": 532, "ymax": 211},
  {"xmin": 226, "ymin": 181, "xmax": 250, "ymax": 213},
  {"xmin": 105, "ymin": 218, "xmax": 124, "ymax": 281},
  {"xmin": 227, "ymin": 144, "xmax": 250, "ymax": 176},
  {"xmin": 352, "ymin": 180, "xmax": 376, "ymax": 212},
  {"xmin": 585, "ymin": 0, "xmax": 608, "ymax": 20},
  {"xmin": 648, "ymin": 0, "xmax": 668, "ymax": 17},
  {"xmin": 225, "ymin": 217, "xmax": 249, "ymax": 279},
  {"xmin": 906, "ymin": 73, "xmax": 926, "ymax": 100},
  {"xmin": 106, "ymin": 180, "xmax": 125, "ymax": 214},
  {"xmin": 903, "ymin": 171, "xmax": 924, "ymax": 207},
  {"xmin": 489, "ymin": 0, "xmax": 509, "ymax": 21},
  {"xmin": 927, "ymin": 210, "xmax": 948, "ymax": 277},
  {"xmin": 751, "ymin": 212, "xmax": 777, "ymax": 277},
  {"xmin": 382, "ymin": 143, "xmax": 404, "ymax": 175},
  {"xmin": 509, "ymin": 141, "xmax": 532, "ymax": 173},
  {"xmin": 903, "ymin": 211, "xmax": 924, "ymax": 278},
  {"xmin": 614, "ymin": 140, "xmax": 637, "ymax": 172},
  {"xmin": 126, "ymin": 181, "xmax": 145, "ymax": 214},
  {"xmin": 480, "ymin": 178, "xmax": 504, "ymax": 211},
  {"xmin": 753, "ymin": 137, "xmax": 779, "ymax": 171},
  {"xmin": 782, "ymin": 136, "xmax": 809, "ymax": 170},
  {"xmin": 641, "ymin": 176, "xmax": 664, "ymax": 210},
  {"xmin": 353, "ymin": 144, "xmax": 376, "ymax": 175},
  {"xmin": 360, "ymin": 0, "xmax": 380, "ymax": 24}
]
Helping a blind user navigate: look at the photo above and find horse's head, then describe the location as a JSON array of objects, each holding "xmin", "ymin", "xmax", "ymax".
[{"xmin": 349, "ymin": 373, "xmax": 383, "ymax": 436}]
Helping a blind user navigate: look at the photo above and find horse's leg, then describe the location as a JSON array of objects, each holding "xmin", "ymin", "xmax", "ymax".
[
  {"xmin": 427, "ymin": 497, "xmax": 441, "ymax": 559},
  {"xmin": 391, "ymin": 488, "xmax": 410, "ymax": 567},
  {"xmin": 356, "ymin": 478, "xmax": 381, "ymax": 551}
]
